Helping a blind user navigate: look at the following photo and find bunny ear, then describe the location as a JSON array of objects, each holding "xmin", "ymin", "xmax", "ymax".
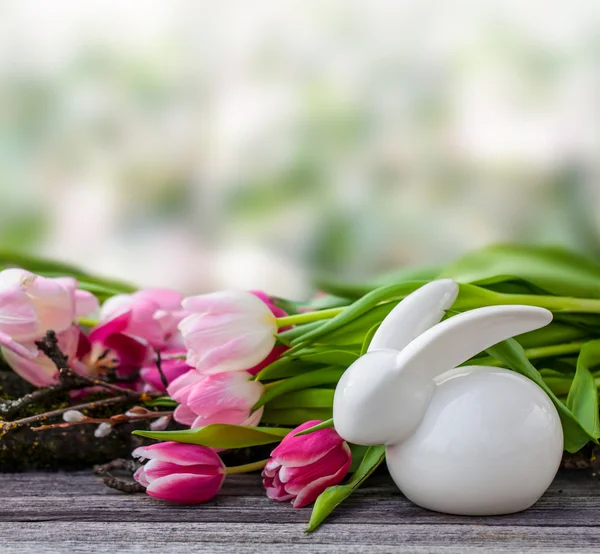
[
  {"xmin": 368, "ymin": 279, "xmax": 459, "ymax": 353},
  {"xmin": 395, "ymin": 305, "xmax": 553, "ymax": 382}
]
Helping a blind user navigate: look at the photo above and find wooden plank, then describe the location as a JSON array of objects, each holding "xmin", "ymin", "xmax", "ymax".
[
  {"xmin": 1, "ymin": 471, "xmax": 600, "ymax": 552},
  {"xmin": 1, "ymin": 522, "xmax": 600, "ymax": 553}
]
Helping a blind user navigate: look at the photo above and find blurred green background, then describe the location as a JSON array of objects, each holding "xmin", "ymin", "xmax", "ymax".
[{"xmin": 1, "ymin": 1, "xmax": 600, "ymax": 298}]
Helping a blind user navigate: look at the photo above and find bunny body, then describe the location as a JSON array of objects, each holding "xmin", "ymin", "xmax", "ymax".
[
  {"xmin": 333, "ymin": 279, "xmax": 564, "ymax": 516},
  {"xmin": 386, "ymin": 365, "xmax": 562, "ymax": 515}
]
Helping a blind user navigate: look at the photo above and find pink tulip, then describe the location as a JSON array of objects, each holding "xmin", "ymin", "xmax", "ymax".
[
  {"xmin": 75, "ymin": 312, "xmax": 149, "ymax": 383},
  {"xmin": 0, "ymin": 269, "xmax": 100, "ymax": 385},
  {"xmin": 4, "ymin": 313, "xmax": 150, "ymax": 389},
  {"xmin": 133, "ymin": 442, "xmax": 225, "ymax": 504},
  {"xmin": 100, "ymin": 288, "xmax": 187, "ymax": 349},
  {"xmin": 0, "ymin": 269, "xmax": 98, "ymax": 354},
  {"xmin": 2, "ymin": 325, "xmax": 81, "ymax": 387},
  {"xmin": 168, "ymin": 369, "xmax": 264, "ymax": 428},
  {"xmin": 179, "ymin": 290, "xmax": 281, "ymax": 374},
  {"xmin": 262, "ymin": 420, "xmax": 352, "ymax": 508}
]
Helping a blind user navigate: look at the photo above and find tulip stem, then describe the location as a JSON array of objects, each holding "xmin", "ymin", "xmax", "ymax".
[
  {"xmin": 226, "ymin": 459, "xmax": 269, "ymax": 475},
  {"xmin": 276, "ymin": 308, "xmax": 344, "ymax": 328},
  {"xmin": 78, "ymin": 317, "xmax": 100, "ymax": 327}
]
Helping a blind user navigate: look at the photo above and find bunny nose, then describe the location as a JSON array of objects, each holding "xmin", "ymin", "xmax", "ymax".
[{"xmin": 333, "ymin": 350, "xmax": 435, "ymax": 446}]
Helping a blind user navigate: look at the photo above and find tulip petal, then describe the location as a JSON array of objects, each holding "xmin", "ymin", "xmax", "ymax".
[
  {"xmin": 194, "ymin": 332, "xmax": 276, "ymax": 374},
  {"xmin": 143, "ymin": 459, "xmax": 223, "ymax": 481},
  {"xmin": 186, "ymin": 372, "xmax": 262, "ymax": 418},
  {"xmin": 269, "ymin": 421, "xmax": 344, "ymax": 467},
  {"xmin": 133, "ymin": 466, "xmax": 151, "ymax": 487},
  {"xmin": 74, "ymin": 290, "xmax": 100, "ymax": 317},
  {"xmin": 0, "ymin": 287, "xmax": 39, "ymax": 339},
  {"xmin": 103, "ymin": 333, "xmax": 148, "ymax": 374},
  {"xmin": 22, "ymin": 274, "xmax": 75, "ymax": 334},
  {"xmin": 135, "ymin": 289, "xmax": 183, "ymax": 310},
  {"xmin": 132, "ymin": 442, "xmax": 224, "ymax": 468},
  {"xmin": 291, "ymin": 456, "xmax": 351, "ymax": 508},
  {"xmin": 146, "ymin": 472, "xmax": 225, "ymax": 504},
  {"xmin": 280, "ymin": 443, "xmax": 352, "ymax": 491},
  {"xmin": 2, "ymin": 346, "xmax": 59, "ymax": 387},
  {"xmin": 182, "ymin": 290, "xmax": 272, "ymax": 316},
  {"xmin": 173, "ymin": 403, "xmax": 198, "ymax": 426},
  {"xmin": 88, "ymin": 311, "xmax": 131, "ymax": 344},
  {"xmin": 0, "ymin": 332, "xmax": 37, "ymax": 359}
]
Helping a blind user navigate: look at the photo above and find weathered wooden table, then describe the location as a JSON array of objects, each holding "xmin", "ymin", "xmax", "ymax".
[{"xmin": 1, "ymin": 470, "xmax": 599, "ymax": 553}]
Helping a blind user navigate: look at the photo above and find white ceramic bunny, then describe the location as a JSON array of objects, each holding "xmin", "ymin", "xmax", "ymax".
[{"xmin": 333, "ymin": 279, "xmax": 564, "ymax": 516}]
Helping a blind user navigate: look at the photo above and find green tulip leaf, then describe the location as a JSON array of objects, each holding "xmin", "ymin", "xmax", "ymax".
[
  {"xmin": 567, "ymin": 340, "xmax": 600, "ymax": 437},
  {"xmin": 360, "ymin": 323, "xmax": 381, "ymax": 355},
  {"xmin": 255, "ymin": 357, "xmax": 323, "ymax": 381},
  {"xmin": 266, "ymin": 389, "xmax": 335, "ymax": 410},
  {"xmin": 133, "ymin": 425, "xmax": 291, "ymax": 449},
  {"xmin": 441, "ymin": 244, "xmax": 600, "ymax": 299},
  {"xmin": 254, "ymin": 367, "xmax": 345, "ymax": 410},
  {"xmin": 306, "ymin": 445, "xmax": 386, "ymax": 533},
  {"xmin": 293, "ymin": 418, "xmax": 334, "ymax": 436},
  {"xmin": 291, "ymin": 282, "xmax": 427, "ymax": 346},
  {"xmin": 261, "ymin": 408, "xmax": 333, "ymax": 426}
]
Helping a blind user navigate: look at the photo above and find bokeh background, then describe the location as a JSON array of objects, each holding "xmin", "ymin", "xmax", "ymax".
[{"xmin": 1, "ymin": 0, "xmax": 600, "ymax": 299}]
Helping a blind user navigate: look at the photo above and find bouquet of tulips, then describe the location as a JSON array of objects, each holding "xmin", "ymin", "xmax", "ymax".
[{"xmin": 2, "ymin": 243, "xmax": 600, "ymax": 531}]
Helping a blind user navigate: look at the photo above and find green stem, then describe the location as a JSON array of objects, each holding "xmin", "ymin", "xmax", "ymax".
[
  {"xmin": 78, "ymin": 317, "xmax": 100, "ymax": 327},
  {"xmin": 458, "ymin": 292, "xmax": 600, "ymax": 314},
  {"xmin": 475, "ymin": 341, "xmax": 586, "ymax": 367},
  {"xmin": 276, "ymin": 308, "xmax": 345, "ymax": 328},
  {"xmin": 226, "ymin": 459, "xmax": 268, "ymax": 475}
]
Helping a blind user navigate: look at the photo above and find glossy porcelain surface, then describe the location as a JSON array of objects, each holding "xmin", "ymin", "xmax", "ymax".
[{"xmin": 333, "ymin": 279, "xmax": 563, "ymax": 516}]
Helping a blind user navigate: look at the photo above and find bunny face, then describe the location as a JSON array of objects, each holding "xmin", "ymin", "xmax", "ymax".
[
  {"xmin": 333, "ymin": 349, "xmax": 435, "ymax": 446},
  {"xmin": 333, "ymin": 279, "xmax": 554, "ymax": 448}
]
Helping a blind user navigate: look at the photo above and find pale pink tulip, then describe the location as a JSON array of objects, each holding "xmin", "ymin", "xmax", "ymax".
[
  {"xmin": 2, "ymin": 325, "xmax": 81, "ymax": 387},
  {"xmin": 4, "ymin": 313, "xmax": 149, "ymax": 389},
  {"xmin": 0, "ymin": 269, "xmax": 74, "ymax": 341},
  {"xmin": 167, "ymin": 369, "xmax": 264, "ymax": 428},
  {"xmin": 133, "ymin": 442, "xmax": 225, "ymax": 504},
  {"xmin": 100, "ymin": 288, "xmax": 187, "ymax": 349},
  {"xmin": 179, "ymin": 290, "xmax": 279, "ymax": 374},
  {"xmin": 0, "ymin": 269, "xmax": 100, "ymax": 383},
  {"xmin": 262, "ymin": 420, "xmax": 352, "ymax": 508}
]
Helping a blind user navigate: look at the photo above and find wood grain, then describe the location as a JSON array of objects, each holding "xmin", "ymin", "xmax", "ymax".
[{"xmin": 1, "ymin": 471, "xmax": 600, "ymax": 553}]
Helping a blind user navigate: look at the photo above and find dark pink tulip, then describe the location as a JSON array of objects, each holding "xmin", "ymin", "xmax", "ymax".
[
  {"xmin": 133, "ymin": 442, "xmax": 225, "ymax": 504},
  {"xmin": 262, "ymin": 420, "xmax": 352, "ymax": 508}
]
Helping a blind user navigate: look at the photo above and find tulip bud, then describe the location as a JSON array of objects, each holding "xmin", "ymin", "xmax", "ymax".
[
  {"xmin": 167, "ymin": 369, "xmax": 264, "ymax": 428},
  {"xmin": 262, "ymin": 420, "xmax": 352, "ymax": 508},
  {"xmin": 132, "ymin": 442, "xmax": 225, "ymax": 504},
  {"xmin": 179, "ymin": 290, "xmax": 278, "ymax": 374}
]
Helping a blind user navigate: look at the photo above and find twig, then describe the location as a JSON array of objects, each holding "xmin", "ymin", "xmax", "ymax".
[
  {"xmin": 30, "ymin": 410, "xmax": 173, "ymax": 431},
  {"xmin": 93, "ymin": 458, "xmax": 145, "ymax": 493},
  {"xmin": 154, "ymin": 349, "xmax": 169, "ymax": 390},
  {"xmin": 0, "ymin": 381, "xmax": 79, "ymax": 419},
  {"xmin": 0, "ymin": 395, "xmax": 129, "ymax": 434},
  {"xmin": 34, "ymin": 330, "xmax": 151, "ymax": 400}
]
